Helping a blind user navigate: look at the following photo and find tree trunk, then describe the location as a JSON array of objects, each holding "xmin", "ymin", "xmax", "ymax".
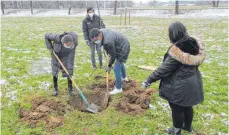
[
  {"xmin": 30, "ymin": 0, "xmax": 33, "ymax": 14},
  {"xmin": 114, "ymin": 1, "xmax": 117, "ymax": 15},
  {"xmin": 212, "ymin": 0, "xmax": 216, "ymax": 7},
  {"xmin": 68, "ymin": 2, "xmax": 71, "ymax": 15},
  {"xmin": 175, "ymin": 0, "xmax": 179, "ymax": 15},
  {"xmin": 96, "ymin": 1, "xmax": 100, "ymax": 17},
  {"xmin": 216, "ymin": 0, "xmax": 219, "ymax": 7},
  {"xmin": 1, "ymin": 1, "xmax": 4, "ymax": 15},
  {"xmin": 56, "ymin": 1, "xmax": 59, "ymax": 9}
]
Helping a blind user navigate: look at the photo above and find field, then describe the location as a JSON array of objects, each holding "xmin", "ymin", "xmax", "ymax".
[{"xmin": 1, "ymin": 16, "xmax": 228, "ymax": 135}]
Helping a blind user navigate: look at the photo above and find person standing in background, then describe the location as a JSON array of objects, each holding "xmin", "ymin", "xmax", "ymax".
[{"xmin": 82, "ymin": 7, "xmax": 106, "ymax": 69}]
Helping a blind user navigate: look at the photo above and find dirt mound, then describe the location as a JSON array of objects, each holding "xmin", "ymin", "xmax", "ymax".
[
  {"xmin": 116, "ymin": 88, "xmax": 156, "ymax": 115},
  {"xmin": 19, "ymin": 97, "xmax": 68, "ymax": 130},
  {"xmin": 88, "ymin": 79, "xmax": 137, "ymax": 91}
]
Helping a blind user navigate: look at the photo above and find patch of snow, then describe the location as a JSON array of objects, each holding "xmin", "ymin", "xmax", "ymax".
[
  {"xmin": 0, "ymin": 80, "xmax": 8, "ymax": 86},
  {"xmin": 157, "ymin": 101, "xmax": 170, "ymax": 111},
  {"xmin": 202, "ymin": 113, "xmax": 214, "ymax": 121},
  {"xmin": 2, "ymin": 9, "xmax": 228, "ymax": 19}
]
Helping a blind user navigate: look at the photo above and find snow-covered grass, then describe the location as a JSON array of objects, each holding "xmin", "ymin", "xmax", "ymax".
[
  {"xmin": 1, "ymin": 16, "xmax": 228, "ymax": 135},
  {"xmin": 2, "ymin": 8, "xmax": 228, "ymax": 19}
]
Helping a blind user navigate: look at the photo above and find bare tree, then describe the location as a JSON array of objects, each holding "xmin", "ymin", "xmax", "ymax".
[
  {"xmin": 175, "ymin": 0, "xmax": 179, "ymax": 15},
  {"xmin": 30, "ymin": 0, "xmax": 33, "ymax": 14},
  {"xmin": 114, "ymin": 0, "xmax": 117, "ymax": 15},
  {"xmin": 1, "ymin": 1, "xmax": 4, "ymax": 15},
  {"xmin": 68, "ymin": 1, "xmax": 71, "ymax": 15},
  {"xmin": 96, "ymin": 1, "xmax": 100, "ymax": 17},
  {"xmin": 212, "ymin": 0, "xmax": 219, "ymax": 7}
]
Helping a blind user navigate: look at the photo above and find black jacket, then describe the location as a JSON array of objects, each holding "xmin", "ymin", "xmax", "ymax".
[
  {"xmin": 45, "ymin": 32, "xmax": 78, "ymax": 77},
  {"xmin": 82, "ymin": 14, "xmax": 105, "ymax": 41},
  {"xmin": 100, "ymin": 29, "xmax": 130, "ymax": 67},
  {"xmin": 146, "ymin": 37, "xmax": 206, "ymax": 106}
]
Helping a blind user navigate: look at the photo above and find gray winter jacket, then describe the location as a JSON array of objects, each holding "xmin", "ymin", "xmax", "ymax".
[
  {"xmin": 82, "ymin": 14, "xmax": 105, "ymax": 42},
  {"xmin": 100, "ymin": 29, "xmax": 130, "ymax": 67},
  {"xmin": 146, "ymin": 38, "xmax": 206, "ymax": 106},
  {"xmin": 45, "ymin": 32, "xmax": 78, "ymax": 77}
]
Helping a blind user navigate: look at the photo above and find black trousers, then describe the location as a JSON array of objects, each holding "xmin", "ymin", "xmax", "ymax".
[
  {"xmin": 53, "ymin": 76, "xmax": 72, "ymax": 88},
  {"xmin": 169, "ymin": 102, "xmax": 193, "ymax": 129}
]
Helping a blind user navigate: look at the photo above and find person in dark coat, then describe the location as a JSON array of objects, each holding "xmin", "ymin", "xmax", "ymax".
[
  {"xmin": 90, "ymin": 28, "xmax": 130, "ymax": 95},
  {"xmin": 82, "ymin": 7, "xmax": 106, "ymax": 69},
  {"xmin": 142, "ymin": 22, "xmax": 206, "ymax": 135},
  {"xmin": 45, "ymin": 32, "xmax": 78, "ymax": 96}
]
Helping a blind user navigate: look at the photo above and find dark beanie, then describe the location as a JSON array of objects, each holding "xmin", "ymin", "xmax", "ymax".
[
  {"xmin": 90, "ymin": 28, "xmax": 100, "ymax": 39},
  {"xmin": 61, "ymin": 35, "xmax": 73, "ymax": 43},
  {"xmin": 87, "ymin": 7, "xmax": 94, "ymax": 13}
]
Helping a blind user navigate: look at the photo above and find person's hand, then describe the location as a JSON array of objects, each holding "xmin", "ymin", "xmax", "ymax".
[
  {"xmin": 85, "ymin": 40, "xmax": 90, "ymax": 46},
  {"xmin": 141, "ymin": 81, "xmax": 151, "ymax": 89},
  {"xmin": 50, "ymin": 48, "xmax": 54, "ymax": 53},
  {"xmin": 106, "ymin": 67, "xmax": 112, "ymax": 73}
]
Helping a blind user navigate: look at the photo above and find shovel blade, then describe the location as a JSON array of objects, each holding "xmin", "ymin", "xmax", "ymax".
[{"xmin": 86, "ymin": 103, "xmax": 100, "ymax": 113}]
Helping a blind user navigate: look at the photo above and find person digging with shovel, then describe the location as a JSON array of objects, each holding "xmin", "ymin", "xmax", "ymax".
[
  {"xmin": 45, "ymin": 32, "xmax": 78, "ymax": 96},
  {"xmin": 90, "ymin": 28, "xmax": 130, "ymax": 95}
]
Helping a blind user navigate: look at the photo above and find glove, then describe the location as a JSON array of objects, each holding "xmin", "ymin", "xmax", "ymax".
[
  {"xmin": 85, "ymin": 40, "xmax": 90, "ymax": 46},
  {"xmin": 50, "ymin": 48, "xmax": 54, "ymax": 53},
  {"xmin": 141, "ymin": 81, "xmax": 151, "ymax": 89},
  {"xmin": 106, "ymin": 67, "xmax": 112, "ymax": 73}
]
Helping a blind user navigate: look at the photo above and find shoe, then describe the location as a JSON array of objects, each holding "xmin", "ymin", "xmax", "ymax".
[
  {"xmin": 109, "ymin": 87, "xmax": 123, "ymax": 95},
  {"xmin": 167, "ymin": 127, "xmax": 182, "ymax": 135},
  {"xmin": 53, "ymin": 87, "xmax": 58, "ymax": 96},
  {"xmin": 121, "ymin": 77, "xmax": 129, "ymax": 82},
  {"xmin": 182, "ymin": 125, "xmax": 192, "ymax": 133}
]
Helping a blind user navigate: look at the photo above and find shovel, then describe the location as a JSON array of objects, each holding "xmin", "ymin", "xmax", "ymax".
[
  {"xmin": 100, "ymin": 54, "xmax": 110, "ymax": 109},
  {"xmin": 52, "ymin": 51, "xmax": 99, "ymax": 113}
]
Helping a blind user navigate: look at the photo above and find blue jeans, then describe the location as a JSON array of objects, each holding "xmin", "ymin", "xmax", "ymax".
[{"xmin": 113, "ymin": 60, "xmax": 126, "ymax": 89}]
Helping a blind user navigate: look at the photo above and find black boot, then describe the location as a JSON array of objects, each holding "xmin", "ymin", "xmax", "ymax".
[
  {"xmin": 68, "ymin": 78, "xmax": 74, "ymax": 96},
  {"xmin": 53, "ymin": 76, "xmax": 58, "ymax": 96},
  {"xmin": 182, "ymin": 124, "xmax": 192, "ymax": 133},
  {"xmin": 167, "ymin": 127, "xmax": 182, "ymax": 135}
]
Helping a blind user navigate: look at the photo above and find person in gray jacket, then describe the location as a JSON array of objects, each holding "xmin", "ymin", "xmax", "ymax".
[
  {"xmin": 45, "ymin": 32, "xmax": 78, "ymax": 96},
  {"xmin": 90, "ymin": 28, "xmax": 130, "ymax": 95},
  {"xmin": 142, "ymin": 22, "xmax": 206, "ymax": 135},
  {"xmin": 82, "ymin": 7, "xmax": 106, "ymax": 69}
]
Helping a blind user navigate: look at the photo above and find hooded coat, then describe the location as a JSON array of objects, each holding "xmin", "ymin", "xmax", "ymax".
[
  {"xmin": 45, "ymin": 32, "xmax": 78, "ymax": 77},
  {"xmin": 146, "ymin": 37, "xmax": 206, "ymax": 106}
]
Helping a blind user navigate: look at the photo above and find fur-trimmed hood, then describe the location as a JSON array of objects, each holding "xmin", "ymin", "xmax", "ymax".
[{"xmin": 168, "ymin": 38, "xmax": 206, "ymax": 66}]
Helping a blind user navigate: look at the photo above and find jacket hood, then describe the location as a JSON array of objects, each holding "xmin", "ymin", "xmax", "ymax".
[{"xmin": 168, "ymin": 38, "xmax": 206, "ymax": 66}]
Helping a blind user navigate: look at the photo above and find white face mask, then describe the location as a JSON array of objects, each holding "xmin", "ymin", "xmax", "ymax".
[
  {"xmin": 94, "ymin": 40, "xmax": 101, "ymax": 44},
  {"xmin": 88, "ymin": 13, "xmax": 94, "ymax": 18}
]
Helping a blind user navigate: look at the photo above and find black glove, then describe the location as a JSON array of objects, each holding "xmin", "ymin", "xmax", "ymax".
[
  {"xmin": 106, "ymin": 67, "xmax": 112, "ymax": 73},
  {"xmin": 141, "ymin": 81, "xmax": 151, "ymax": 89}
]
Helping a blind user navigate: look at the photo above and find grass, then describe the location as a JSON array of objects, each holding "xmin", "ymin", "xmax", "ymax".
[{"xmin": 1, "ymin": 16, "xmax": 228, "ymax": 135}]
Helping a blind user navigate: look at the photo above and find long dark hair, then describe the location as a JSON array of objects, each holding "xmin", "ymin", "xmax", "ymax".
[
  {"xmin": 168, "ymin": 21, "xmax": 188, "ymax": 44},
  {"xmin": 168, "ymin": 21, "xmax": 199, "ymax": 55}
]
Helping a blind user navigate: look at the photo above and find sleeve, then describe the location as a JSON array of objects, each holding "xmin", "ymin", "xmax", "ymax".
[
  {"xmin": 146, "ymin": 55, "xmax": 180, "ymax": 83},
  {"xmin": 105, "ymin": 42, "xmax": 116, "ymax": 67},
  {"xmin": 45, "ymin": 33, "xmax": 59, "ymax": 50},
  {"xmin": 82, "ymin": 20, "xmax": 89, "ymax": 41}
]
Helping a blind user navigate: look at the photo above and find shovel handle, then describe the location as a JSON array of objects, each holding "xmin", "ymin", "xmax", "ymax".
[
  {"xmin": 105, "ymin": 54, "xmax": 110, "ymax": 92},
  {"xmin": 53, "ymin": 51, "xmax": 90, "ymax": 106}
]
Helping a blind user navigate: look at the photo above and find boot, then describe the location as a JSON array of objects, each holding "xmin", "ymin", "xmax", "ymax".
[
  {"xmin": 53, "ymin": 76, "xmax": 58, "ymax": 96},
  {"xmin": 167, "ymin": 127, "xmax": 182, "ymax": 135},
  {"xmin": 182, "ymin": 124, "xmax": 192, "ymax": 133},
  {"xmin": 68, "ymin": 78, "xmax": 74, "ymax": 96},
  {"xmin": 53, "ymin": 87, "xmax": 58, "ymax": 96}
]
